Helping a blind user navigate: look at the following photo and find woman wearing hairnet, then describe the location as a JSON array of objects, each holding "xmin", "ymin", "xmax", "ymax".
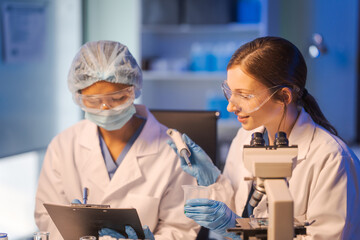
[
  {"xmin": 169, "ymin": 36, "xmax": 360, "ymax": 239},
  {"xmin": 35, "ymin": 40, "xmax": 199, "ymax": 239}
]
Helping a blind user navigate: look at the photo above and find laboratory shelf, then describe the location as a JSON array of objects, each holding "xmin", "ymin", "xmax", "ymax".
[
  {"xmin": 142, "ymin": 23, "xmax": 263, "ymax": 35},
  {"xmin": 143, "ymin": 71, "xmax": 226, "ymax": 82}
]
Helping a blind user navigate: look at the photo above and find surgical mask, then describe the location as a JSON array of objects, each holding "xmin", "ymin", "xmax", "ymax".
[
  {"xmin": 85, "ymin": 104, "xmax": 136, "ymax": 131},
  {"xmin": 222, "ymin": 80, "xmax": 283, "ymax": 114}
]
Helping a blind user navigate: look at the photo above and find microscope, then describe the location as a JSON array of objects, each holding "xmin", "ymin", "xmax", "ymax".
[{"xmin": 228, "ymin": 131, "xmax": 307, "ymax": 240}]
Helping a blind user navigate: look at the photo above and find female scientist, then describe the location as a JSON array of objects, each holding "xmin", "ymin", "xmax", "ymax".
[
  {"xmin": 35, "ymin": 40, "xmax": 199, "ymax": 239},
  {"xmin": 170, "ymin": 36, "xmax": 360, "ymax": 239}
]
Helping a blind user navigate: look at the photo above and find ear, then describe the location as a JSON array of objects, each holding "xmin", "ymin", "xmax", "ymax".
[{"xmin": 279, "ymin": 87, "xmax": 293, "ymax": 105}]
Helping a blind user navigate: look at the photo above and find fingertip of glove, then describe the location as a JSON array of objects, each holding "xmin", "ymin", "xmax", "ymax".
[
  {"xmin": 166, "ymin": 139, "xmax": 173, "ymax": 145},
  {"xmin": 98, "ymin": 227, "xmax": 109, "ymax": 236},
  {"xmin": 71, "ymin": 199, "xmax": 82, "ymax": 204},
  {"xmin": 182, "ymin": 133, "xmax": 190, "ymax": 143},
  {"xmin": 182, "ymin": 133, "xmax": 200, "ymax": 150}
]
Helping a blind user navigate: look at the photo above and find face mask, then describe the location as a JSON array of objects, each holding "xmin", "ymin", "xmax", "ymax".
[{"xmin": 85, "ymin": 104, "xmax": 136, "ymax": 131}]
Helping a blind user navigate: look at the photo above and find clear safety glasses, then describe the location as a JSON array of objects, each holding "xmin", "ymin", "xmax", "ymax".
[
  {"xmin": 222, "ymin": 80, "xmax": 283, "ymax": 114},
  {"xmin": 74, "ymin": 86, "xmax": 135, "ymax": 114}
]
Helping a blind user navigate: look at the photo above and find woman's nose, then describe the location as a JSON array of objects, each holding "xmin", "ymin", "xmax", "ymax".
[
  {"xmin": 226, "ymin": 101, "xmax": 236, "ymax": 112},
  {"xmin": 100, "ymin": 103, "xmax": 111, "ymax": 110},
  {"xmin": 227, "ymin": 100, "xmax": 239, "ymax": 112}
]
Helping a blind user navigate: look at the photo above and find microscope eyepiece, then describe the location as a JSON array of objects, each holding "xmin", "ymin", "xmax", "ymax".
[
  {"xmin": 274, "ymin": 131, "xmax": 289, "ymax": 147},
  {"xmin": 250, "ymin": 132, "xmax": 265, "ymax": 146}
]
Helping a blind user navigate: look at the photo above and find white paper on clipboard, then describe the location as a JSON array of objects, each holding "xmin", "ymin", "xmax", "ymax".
[{"xmin": 44, "ymin": 203, "xmax": 145, "ymax": 240}]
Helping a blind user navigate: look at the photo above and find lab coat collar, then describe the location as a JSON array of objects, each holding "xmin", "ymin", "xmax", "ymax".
[
  {"xmin": 103, "ymin": 105, "xmax": 163, "ymax": 199},
  {"xmin": 288, "ymin": 108, "xmax": 316, "ymax": 161},
  {"xmin": 79, "ymin": 118, "xmax": 100, "ymax": 150},
  {"xmin": 246, "ymin": 108, "xmax": 315, "ymax": 162},
  {"xmin": 131, "ymin": 105, "xmax": 162, "ymax": 157},
  {"xmin": 78, "ymin": 120, "xmax": 111, "ymax": 191},
  {"xmin": 77, "ymin": 105, "xmax": 162, "ymax": 195}
]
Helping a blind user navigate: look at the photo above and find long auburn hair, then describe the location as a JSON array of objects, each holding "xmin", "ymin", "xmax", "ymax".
[{"xmin": 227, "ymin": 36, "xmax": 338, "ymax": 137}]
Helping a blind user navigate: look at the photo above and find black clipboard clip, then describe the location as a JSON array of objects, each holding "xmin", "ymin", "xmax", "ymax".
[{"xmin": 70, "ymin": 203, "xmax": 111, "ymax": 208}]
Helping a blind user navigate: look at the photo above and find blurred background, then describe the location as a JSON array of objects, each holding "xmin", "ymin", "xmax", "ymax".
[{"xmin": 0, "ymin": 0, "xmax": 358, "ymax": 238}]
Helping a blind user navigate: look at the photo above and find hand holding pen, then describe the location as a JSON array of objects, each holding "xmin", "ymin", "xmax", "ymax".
[
  {"xmin": 83, "ymin": 187, "xmax": 88, "ymax": 204},
  {"xmin": 71, "ymin": 187, "xmax": 88, "ymax": 205}
]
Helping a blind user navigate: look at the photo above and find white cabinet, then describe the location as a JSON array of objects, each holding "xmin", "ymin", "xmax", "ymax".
[
  {"xmin": 140, "ymin": 0, "xmax": 267, "ymax": 112},
  {"xmin": 139, "ymin": 0, "xmax": 268, "ymax": 166},
  {"xmin": 140, "ymin": 0, "xmax": 268, "ymax": 161}
]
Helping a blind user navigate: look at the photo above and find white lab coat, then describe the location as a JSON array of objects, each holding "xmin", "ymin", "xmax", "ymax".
[
  {"xmin": 35, "ymin": 105, "xmax": 199, "ymax": 240},
  {"xmin": 211, "ymin": 108, "xmax": 360, "ymax": 239}
]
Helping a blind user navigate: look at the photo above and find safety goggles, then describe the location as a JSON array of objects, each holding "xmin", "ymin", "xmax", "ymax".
[
  {"xmin": 222, "ymin": 80, "xmax": 283, "ymax": 114},
  {"xmin": 74, "ymin": 86, "xmax": 135, "ymax": 114}
]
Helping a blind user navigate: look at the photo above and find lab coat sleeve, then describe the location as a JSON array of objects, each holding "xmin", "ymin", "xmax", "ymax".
[
  {"xmin": 195, "ymin": 127, "xmax": 254, "ymax": 215},
  {"xmin": 214, "ymin": 127, "xmax": 253, "ymax": 215},
  {"xmin": 297, "ymin": 151, "xmax": 355, "ymax": 240},
  {"xmin": 207, "ymin": 175, "xmax": 236, "ymax": 211},
  {"xmin": 34, "ymin": 138, "xmax": 77, "ymax": 240},
  {"xmin": 152, "ymin": 162, "xmax": 200, "ymax": 239}
]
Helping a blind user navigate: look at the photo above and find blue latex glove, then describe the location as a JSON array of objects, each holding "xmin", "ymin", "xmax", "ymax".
[
  {"xmin": 167, "ymin": 133, "xmax": 220, "ymax": 186},
  {"xmin": 184, "ymin": 198, "xmax": 240, "ymax": 239},
  {"xmin": 99, "ymin": 225, "xmax": 154, "ymax": 240},
  {"xmin": 71, "ymin": 199, "xmax": 82, "ymax": 204}
]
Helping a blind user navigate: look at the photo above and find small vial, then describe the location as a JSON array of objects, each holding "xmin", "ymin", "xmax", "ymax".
[
  {"xmin": 0, "ymin": 233, "xmax": 8, "ymax": 240},
  {"xmin": 250, "ymin": 214, "xmax": 256, "ymax": 225},
  {"xmin": 248, "ymin": 215, "xmax": 260, "ymax": 228},
  {"xmin": 33, "ymin": 232, "xmax": 50, "ymax": 240},
  {"xmin": 80, "ymin": 236, "xmax": 96, "ymax": 240}
]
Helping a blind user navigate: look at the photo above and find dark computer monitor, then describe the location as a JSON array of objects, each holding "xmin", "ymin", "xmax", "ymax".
[
  {"xmin": 150, "ymin": 109, "xmax": 220, "ymax": 240},
  {"xmin": 150, "ymin": 109, "xmax": 219, "ymax": 165}
]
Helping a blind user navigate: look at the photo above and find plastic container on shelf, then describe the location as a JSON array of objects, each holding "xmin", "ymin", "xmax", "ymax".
[
  {"xmin": 213, "ymin": 42, "xmax": 238, "ymax": 72},
  {"xmin": 183, "ymin": 0, "xmax": 233, "ymax": 24},
  {"xmin": 142, "ymin": 0, "xmax": 180, "ymax": 25},
  {"xmin": 190, "ymin": 41, "xmax": 239, "ymax": 72},
  {"xmin": 149, "ymin": 58, "xmax": 188, "ymax": 72},
  {"xmin": 236, "ymin": 0, "xmax": 261, "ymax": 24},
  {"xmin": 189, "ymin": 42, "xmax": 208, "ymax": 71}
]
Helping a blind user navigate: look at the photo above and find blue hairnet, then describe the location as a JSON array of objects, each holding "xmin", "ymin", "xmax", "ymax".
[{"xmin": 68, "ymin": 40, "xmax": 142, "ymax": 98}]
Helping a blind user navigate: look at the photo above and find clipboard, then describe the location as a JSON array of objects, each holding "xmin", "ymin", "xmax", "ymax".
[{"xmin": 44, "ymin": 203, "xmax": 145, "ymax": 240}]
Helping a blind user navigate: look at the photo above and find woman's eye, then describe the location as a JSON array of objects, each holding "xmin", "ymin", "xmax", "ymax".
[
  {"xmin": 112, "ymin": 96, "xmax": 127, "ymax": 102},
  {"xmin": 84, "ymin": 98, "xmax": 101, "ymax": 106},
  {"xmin": 239, "ymin": 94, "xmax": 254, "ymax": 100}
]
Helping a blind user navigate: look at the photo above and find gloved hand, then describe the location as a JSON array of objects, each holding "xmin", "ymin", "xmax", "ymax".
[
  {"xmin": 99, "ymin": 225, "xmax": 154, "ymax": 240},
  {"xmin": 167, "ymin": 133, "xmax": 220, "ymax": 186},
  {"xmin": 184, "ymin": 198, "xmax": 240, "ymax": 239},
  {"xmin": 71, "ymin": 199, "xmax": 82, "ymax": 204}
]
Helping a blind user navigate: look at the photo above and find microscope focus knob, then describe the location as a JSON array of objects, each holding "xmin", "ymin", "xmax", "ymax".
[
  {"xmin": 250, "ymin": 132, "xmax": 265, "ymax": 146},
  {"xmin": 274, "ymin": 131, "xmax": 289, "ymax": 147}
]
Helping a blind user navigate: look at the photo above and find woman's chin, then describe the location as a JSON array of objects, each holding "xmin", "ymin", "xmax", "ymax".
[{"xmin": 240, "ymin": 121, "xmax": 260, "ymax": 131}]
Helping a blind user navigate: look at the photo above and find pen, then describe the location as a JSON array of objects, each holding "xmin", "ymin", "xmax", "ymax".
[{"xmin": 83, "ymin": 187, "xmax": 88, "ymax": 204}]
